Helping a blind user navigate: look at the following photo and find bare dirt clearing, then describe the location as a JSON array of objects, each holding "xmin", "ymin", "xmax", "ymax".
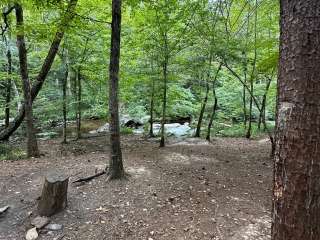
[{"xmin": 0, "ymin": 135, "xmax": 272, "ymax": 240}]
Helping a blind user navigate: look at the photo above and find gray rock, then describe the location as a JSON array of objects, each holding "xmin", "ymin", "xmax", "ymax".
[
  {"xmin": 152, "ymin": 123, "xmax": 192, "ymax": 137},
  {"xmin": 26, "ymin": 227, "xmax": 38, "ymax": 240},
  {"xmin": 45, "ymin": 223, "xmax": 63, "ymax": 231},
  {"xmin": 97, "ymin": 123, "xmax": 109, "ymax": 133},
  {"xmin": 31, "ymin": 216, "xmax": 50, "ymax": 229}
]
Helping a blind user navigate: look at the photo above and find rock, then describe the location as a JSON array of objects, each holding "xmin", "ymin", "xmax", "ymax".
[
  {"xmin": 45, "ymin": 223, "xmax": 63, "ymax": 231},
  {"xmin": 26, "ymin": 227, "xmax": 38, "ymax": 240},
  {"xmin": 0, "ymin": 205, "xmax": 9, "ymax": 215},
  {"xmin": 31, "ymin": 216, "xmax": 50, "ymax": 229},
  {"xmin": 36, "ymin": 132, "xmax": 58, "ymax": 140},
  {"xmin": 124, "ymin": 119, "xmax": 143, "ymax": 128},
  {"xmin": 152, "ymin": 123, "xmax": 192, "ymax": 137},
  {"xmin": 120, "ymin": 115, "xmax": 143, "ymax": 128},
  {"xmin": 120, "ymin": 115, "xmax": 131, "ymax": 126},
  {"xmin": 96, "ymin": 123, "xmax": 109, "ymax": 133},
  {"xmin": 89, "ymin": 130, "xmax": 98, "ymax": 134}
]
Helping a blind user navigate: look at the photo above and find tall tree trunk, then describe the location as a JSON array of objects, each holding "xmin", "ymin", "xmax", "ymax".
[
  {"xmin": 242, "ymin": 10, "xmax": 250, "ymax": 129},
  {"xmin": 242, "ymin": 79, "xmax": 247, "ymax": 128},
  {"xmin": 245, "ymin": 0, "xmax": 258, "ymax": 139},
  {"xmin": 160, "ymin": 58, "xmax": 168, "ymax": 148},
  {"xmin": 206, "ymin": 64, "xmax": 221, "ymax": 141},
  {"xmin": 107, "ymin": 0, "xmax": 125, "ymax": 180},
  {"xmin": 258, "ymin": 76, "xmax": 272, "ymax": 130},
  {"xmin": 76, "ymin": 67, "xmax": 81, "ymax": 140},
  {"xmin": 195, "ymin": 82, "xmax": 209, "ymax": 138},
  {"xmin": 206, "ymin": 87, "xmax": 218, "ymax": 142},
  {"xmin": 245, "ymin": 81, "xmax": 253, "ymax": 139},
  {"xmin": 5, "ymin": 42, "xmax": 12, "ymax": 132},
  {"xmin": 62, "ymin": 61, "xmax": 68, "ymax": 144},
  {"xmin": 15, "ymin": 3, "xmax": 39, "ymax": 157},
  {"xmin": 149, "ymin": 76, "xmax": 155, "ymax": 137},
  {"xmin": 195, "ymin": 55, "xmax": 213, "ymax": 138},
  {"xmin": 272, "ymin": 1, "xmax": 320, "ymax": 239},
  {"xmin": 242, "ymin": 52, "xmax": 248, "ymax": 129},
  {"xmin": 0, "ymin": 0, "xmax": 77, "ymax": 141}
]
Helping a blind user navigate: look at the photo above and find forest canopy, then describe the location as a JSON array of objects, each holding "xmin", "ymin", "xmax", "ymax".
[{"xmin": 0, "ymin": 0, "xmax": 279, "ymax": 141}]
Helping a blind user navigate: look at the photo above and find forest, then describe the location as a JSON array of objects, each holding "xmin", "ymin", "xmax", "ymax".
[{"xmin": 0, "ymin": 0, "xmax": 319, "ymax": 240}]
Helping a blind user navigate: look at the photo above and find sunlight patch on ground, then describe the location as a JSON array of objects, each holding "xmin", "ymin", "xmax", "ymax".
[
  {"xmin": 127, "ymin": 166, "xmax": 151, "ymax": 177},
  {"xmin": 170, "ymin": 138, "xmax": 210, "ymax": 146},
  {"xmin": 165, "ymin": 152, "xmax": 219, "ymax": 165},
  {"xmin": 258, "ymin": 138, "xmax": 270, "ymax": 144},
  {"xmin": 229, "ymin": 215, "xmax": 271, "ymax": 240}
]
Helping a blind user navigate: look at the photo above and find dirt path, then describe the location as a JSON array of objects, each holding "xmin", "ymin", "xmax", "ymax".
[{"xmin": 0, "ymin": 135, "xmax": 272, "ymax": 240}]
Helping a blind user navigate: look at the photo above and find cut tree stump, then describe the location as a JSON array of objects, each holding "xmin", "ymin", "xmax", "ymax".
[{"xmin": 37, "ymin": 172, "xmax": 69, "ymax": 217}]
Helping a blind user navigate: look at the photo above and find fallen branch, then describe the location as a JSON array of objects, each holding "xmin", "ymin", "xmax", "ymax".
[{"xmin": 72, "ymin": 171, "xmax": 106, "ymax": 183}]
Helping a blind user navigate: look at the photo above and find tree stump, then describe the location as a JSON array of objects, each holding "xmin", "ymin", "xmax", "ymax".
[{"xmin": 37, "ymin": 172, "xmax": 69, "ymax": 217}]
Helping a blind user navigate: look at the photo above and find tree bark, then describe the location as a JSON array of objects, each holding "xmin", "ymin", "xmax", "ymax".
[
  {"xmin": 5, "ymin": 43, "xmax": 12, "ymax": 132},
  {"xmin": 0, "ymin": 0, "xmax": 78, "ymax": 141},
  {"xmin": 206, "ymin": 64, "xmax": 221, "ymax": 141},
  {"xmin": 149, "ymin": 76, "xmax": 155, "ymax": 137},
  {"xmin": 15, "ymin": 3, "xmax": 40, "ymax": 158},
  {"xmin": 38, "ymin": 173, "xmax": 69, "ymax": 217},
  {"xmin": 160, "ymin": 58, "xmax": 168, "ymax": 148},
  {"xmin": 258, "ymin": 76, "xmax": 272, "ymax": 130},
  {"xmin": 107, "ymin": 0, "xmax": 125, "ymax": 180},
  {"xmin": 242, "ymin": 53, "xmax": 248, "ymax": 129},
  {"xmin": 245, "ymin": 0, "xmax": 258, "ymax": 139},
  {"xmin": 76, "ymin": 67, "xmax": 81, "ymax": 140},
  {"xmin": 245, "ymin": 79, "xmax": 253, "ymax": 139},
  {"xmin": 272, "ymin": 1, "xmax": 320, "ymax": 239},
  {"xmin": 62, "ymin": 59, "xmax": 68, "ymax": 144},
  {"xmin": 195, "ymin": 82, "xmax": 209, "ymax": 138}
]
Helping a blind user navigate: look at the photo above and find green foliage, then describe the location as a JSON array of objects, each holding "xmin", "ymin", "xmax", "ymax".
[
  {"xmin": 0, "ymin": 0, "xmax": 279, "ymax": 139},
  {"xmin": 0, "ymin": 143, "xmax": 26, "ymax": 161}
]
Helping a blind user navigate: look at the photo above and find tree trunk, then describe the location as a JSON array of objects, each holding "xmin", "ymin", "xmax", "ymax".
[
  {"xmin": 107, "ymin": 0, "xmax": 125, "ymax": 180},
  {"xmin": 149, "ymin": 76, "xmax": 155, "ymax": 137},
  {"xmin": 0, "ymin": 0, "xmax": 78, "ymax": 141},
  {"xmin": 206, "ymin": 88, "xmax": 217, "ymax": 141},
  {"xmin": 242, "ymin": 80, "xmax": 247, "ymax": 128},
  {"xmin": 76, "ymin": 68, "xmax": 81, "ymax": 140},
  {"xmin": 206, "ymin": 64, "xmax": 221, "ymax": 141},
  {"xmin": 245, "ymin": 81, "xmax": 253, "ymax": 139},
  {"xmin": 5, "ymin": 43, "xmax": 12, "ymax": 132},
  {"xmin": 195, "ymin": 82, "xmax": 209, "ymax": 138},
  {"xmin": 272, "ymin": 1, "xmax": 320, "ymax": 239},
  {"xmin": 38, "ymin": 173, "xmax": 69, "ymax": 217},
  {"xmin": 15, "ymin": 4, "xmax": 40, "ymax": 158},
  {"xmin": 258, "ymin": 77, "xmax": 272, "ymax": 130},
  {"xmin": 62, "ymin": 61, "xmax": 68, "ymax": 144},
  {"xmin": 245, "ymin": 0, "xmax": 258, "ymax": 139},
  {"xmin": 160, "ymin": 59, "xmax": 168, "ymax": 148}
]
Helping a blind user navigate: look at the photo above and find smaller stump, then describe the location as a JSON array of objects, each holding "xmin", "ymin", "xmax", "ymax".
[{"xmin": 37, "ymin": 172, "xmax": 69, "ymax": 217}]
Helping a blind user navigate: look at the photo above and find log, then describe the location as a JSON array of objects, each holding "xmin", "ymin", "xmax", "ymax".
[{"xmin": 37, "ymin": 173, "xmax": 69, "ymax": 217}]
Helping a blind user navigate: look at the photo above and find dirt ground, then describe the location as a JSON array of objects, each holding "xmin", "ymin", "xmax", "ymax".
[{"xmin": 0, "ymin": 134, "xmax": 272, "ymax": 240}]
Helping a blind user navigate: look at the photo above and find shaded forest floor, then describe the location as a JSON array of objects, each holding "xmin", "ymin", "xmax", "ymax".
[{"xmin": 0, "ymin": 134, "xmax": 272, "ymax": 240}]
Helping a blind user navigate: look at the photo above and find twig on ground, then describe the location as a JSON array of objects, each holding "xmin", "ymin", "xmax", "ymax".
[{"xmin": 72, "ymin": 171, "xmax": 106, "ymax": 183}]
